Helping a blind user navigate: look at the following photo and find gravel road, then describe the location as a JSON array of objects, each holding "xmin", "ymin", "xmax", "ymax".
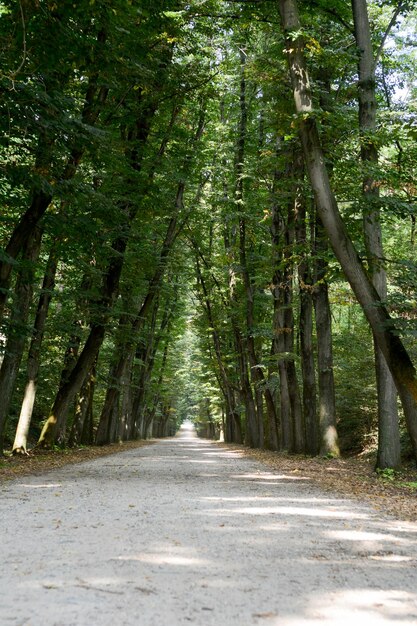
[{"xmin": 1, "ymin": 423, "xmax": 417, "ymax": 625}]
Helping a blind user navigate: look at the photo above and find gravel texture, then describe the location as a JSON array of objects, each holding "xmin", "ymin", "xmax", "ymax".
[{"xmin": 1, "ymin": 423, "xmax": 417, "ymax": 625}]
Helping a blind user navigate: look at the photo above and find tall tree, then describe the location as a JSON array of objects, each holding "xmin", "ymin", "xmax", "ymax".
[{"xmin": 351, "ymin": 0, "xmax": 402, "ymax": 468}]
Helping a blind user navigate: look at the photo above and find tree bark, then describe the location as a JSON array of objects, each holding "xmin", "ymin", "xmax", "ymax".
[
  {"xmin": 284, "ymin": 197, "xmax": 305, "ymax": 453},
  {"xmin": 313, "ymin": 219, "xmax": 340, "ymax": 456},
  {"xmin": 68, "ymin": 362, "xmax": 96, "ymax": 447},
  {"xmin": 0, "ymin": 191, "xmax": 51, "ymax": 319},
  {"xmin": 296, "ymin": 195, "xmax": 319, "ymax": 455},
  {"xmin": 118, "ymin": 348, "xmax": 135, "ymax": 442},
  {"xmin": 271, "ymin": 199, "xmax": 292, "ymax": 451}
]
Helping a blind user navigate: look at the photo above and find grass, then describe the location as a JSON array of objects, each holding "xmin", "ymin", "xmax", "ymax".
[{"xmin": 399, "ymin": 481, "xmax": 417, "ymax": 490}]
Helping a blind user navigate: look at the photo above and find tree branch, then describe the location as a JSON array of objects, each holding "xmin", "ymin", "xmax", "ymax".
[{"xmin": 374, "ymin": 0, "xmax": 406, "ymax": 69}]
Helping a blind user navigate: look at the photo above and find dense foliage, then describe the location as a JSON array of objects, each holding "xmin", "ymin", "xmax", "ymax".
[{"xmin": 0, "ymin": 0, "xmax": 416, "ymax": 469}]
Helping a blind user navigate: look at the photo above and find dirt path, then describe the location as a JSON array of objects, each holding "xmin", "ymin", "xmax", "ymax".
[{"xmin": 1, "ymin": 424, "xmax": 417, "ymax": 625}]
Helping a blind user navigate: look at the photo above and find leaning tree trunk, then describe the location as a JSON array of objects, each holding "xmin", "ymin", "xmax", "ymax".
[
  {"xmin": 0, "ymin": 191, "xmax": 51, "ymax": 320},
  {"xmin": 278, "ymin": 0, "xmax": 417, "ymax": 460},
  {"xmin": 352, "ymin": 0, "xmax": 401, "ymax": 469},
  {"xmin": 0, "ymin": 227, "xmax": 43, "ymax": 452}
]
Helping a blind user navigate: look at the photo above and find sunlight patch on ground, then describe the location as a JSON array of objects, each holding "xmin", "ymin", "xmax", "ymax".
[
  {"xmin": 112, "ymin": 543, "xmax": 210, "ymax": 568},
  {"xmin": 179, "ymin": 447, "xmax": 215, "ymax": 452},
  {"xmin": 201, "ymin": 506, "xmax": 367, "ymax": 519},
  {"xmin": 202, "ymin": 496, "xmax": 277, "ymax": 502},
  {"xmin": 18, "ymin": 483, "xmax": 63, "ymax": 489},
  {"xmin": 182, "ymin": 459, "xmax": 218, "ymax": 464},
  {"xmin": 369, "ymin": 554, "xmax": 414, "ymax": 562},
  {"xmin": 201, "ymin": 496, "xmax": 349, "ymax": 505},
  {"xmin": 230, "ymin": 472, "xmax": 310, "ymax": 482},
  {"xmin": 328, "ymin": 530, "xmax": 407, "ymax": 543},
  {"xmin": 114, "ymin": 553, "xmax": 210, "ymax": 567},
  {"xmin": 23, "ymin": 576, "xmax": 136, "ymax": 593},
  {"xmin": 272, "ymin": 589, "xmax": 417, "ymax": 625},
  {"xmin": 203, "ymin": 451, "xmax": 245, "ymax": 458},
  {"xmin": 75, "ymin": 576, "xmax": 122, "ymax": 586}
]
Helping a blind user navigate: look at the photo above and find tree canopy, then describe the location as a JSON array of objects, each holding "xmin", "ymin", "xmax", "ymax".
[{"xmin": 0, "ymin": 0, "xmax": 416, "ymax": 470}]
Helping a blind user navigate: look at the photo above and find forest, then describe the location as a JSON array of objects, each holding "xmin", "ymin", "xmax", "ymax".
[{"xmin": 0, "ymin": 0, "xmax": 416, "ymax": 471}]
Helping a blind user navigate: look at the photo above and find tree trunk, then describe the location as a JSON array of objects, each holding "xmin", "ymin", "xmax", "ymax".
[
  {"xmin": 313, "ymin": 220, "xmax": 340, "ymax": 457},
  {"xmin": 80, "ymin": 378, "xmax": 95, "ymax": 446},
  {"xmin": 0, "ymin": 192, "xmax": 51, "ymax": 319},
  {"xmin": 235, "ymin": 327, "xmax": 259, "ymax": 448},
  {"xmin": 13, "ymin": 242, "xmax": 59, "ymax": 454},
  {"xmin": 278, "ymin": 0, "xmax": 417, "ymax": 459},
  {"xmin": 58, "ymin": 273, "xmax": 91, "ymax": 390},
  {"xmin": 235, "ymin": 48, "xmax": 263, "ymax": 448},
  {"xmin": 296, "ymin": 197, "xmax": 318, "ymax": 455},
  {"xmin": 276, "ymin": 334, "xmax": 292, "ymax": 450},
  {"xmin": 129, "ymin": 317, "xmax": 158, "ymax": 441},
  {"xmin": 271, "ymin": 219, "xmax": 292, "ymax": 450},
  {"xmin": 118, "ymin": 348, "xmax": 135, "ymax": 442},
  {"xmin": 38, "ymin": 323, "xmax": 107, "ymax": 447},
  {"xmin": 95, "ymin": 310, "xmax": 133, "ymax": 446},
  {"xmin": 284, "ymin": 204, "xmax": 305, "ymax": 454},
  {"xmin": 68, "ymin": 362, "xmax": 96, "ymax": 447},
  {"xmin": 352, "ymin": 0, "xmax": 401, "ymax": 469},
  {"xmin": 0, "ymin": 227, "xmax": 43, "ymax": 452},
  {"xmin": 270, "ymin": 169, "xmax": 304, "ymax": 452}
]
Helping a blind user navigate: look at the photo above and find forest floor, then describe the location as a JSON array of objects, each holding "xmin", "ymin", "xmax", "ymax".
[
  {"xmin": 1, "ymin": 438, "xmax": 416, "ymax": 521},
  {"xmin": 1, "ymin": 425, "xmax": 417, "ymax": 625},
  {"xmin": 0, "ymin": 439, "xmax": 153, "ymax": 481}
]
